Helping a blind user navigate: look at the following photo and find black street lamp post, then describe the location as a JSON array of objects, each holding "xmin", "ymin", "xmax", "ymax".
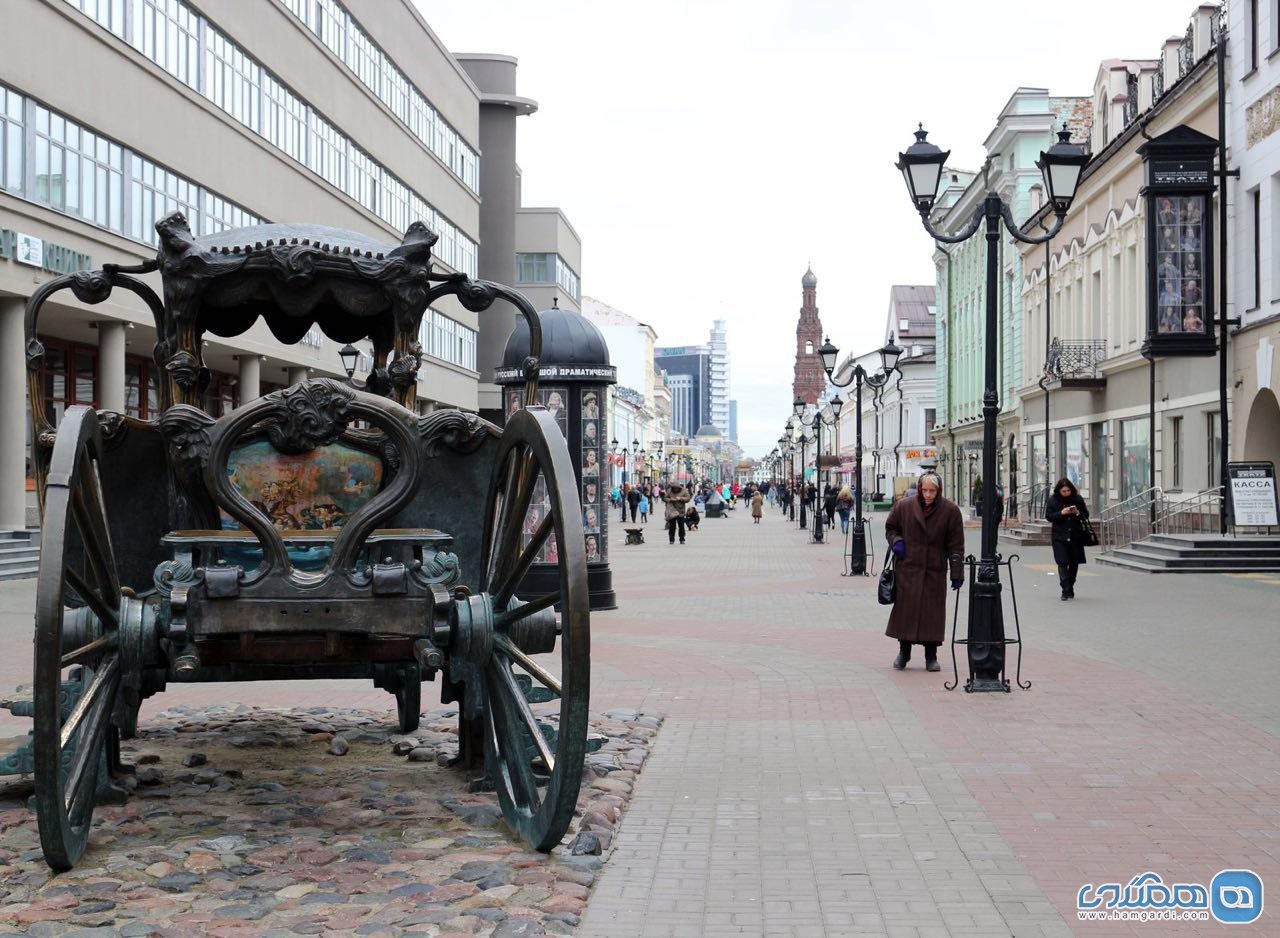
[
  {"xmin": 794, "ymin": 399, "xmax": 819, "ymax": 539},
  {"xmin": 819, "ymin": 336, "xmax": 903, "ymax": 573},
  {"xmin": 896, "ymin": 123, "xmax": 1086, "ymax": 692}
]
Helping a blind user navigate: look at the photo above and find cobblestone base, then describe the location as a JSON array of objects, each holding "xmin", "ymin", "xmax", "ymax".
[{"xmin": 0, "ymin": 703, "xmax": 661, "ymax": 936}]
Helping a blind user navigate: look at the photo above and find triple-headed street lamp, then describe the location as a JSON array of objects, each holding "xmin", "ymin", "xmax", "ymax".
[
  {"xmin": 818, "ymin": 335, "xmax": 904, "ymax": 573},
  {"xmin": 896, "ymin": 122, "xmax": 1087, "ymax": 692}
]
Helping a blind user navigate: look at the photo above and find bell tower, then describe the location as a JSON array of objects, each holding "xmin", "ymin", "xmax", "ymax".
[{"xmin": 793, "ymin": 266, "xmax": 825, "ymax": 405}]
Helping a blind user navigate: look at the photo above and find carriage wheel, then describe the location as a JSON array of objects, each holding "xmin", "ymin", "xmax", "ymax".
[
  {"xmin": 395, "ymin": 669, "xmax": 422, "ymax": 734},
  {"xmin": 473, "ymin": 406, "xmax": 589, "ymax": 851},
  {"xmin": 33, "ymin": 406, "xmax": 124, "ymax": 871}
]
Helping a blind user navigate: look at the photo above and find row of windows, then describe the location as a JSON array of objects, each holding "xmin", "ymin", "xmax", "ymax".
[
  {"xmin": 281, "ymin": 0, "xmax": 479, "ymax": 192},
  {"xmin": 60, "ymin": 0, "xmax": 478, "ymax": 276},
  {"xmin": 5, "ymin": 84, "xmax": 262, "ymax": 241},
  {"xmin": 420, "ymin": 308, "xmax": 478, "ymax": 373},
  {"xmin": 516, "ymin": 252, "xmax": 582, "ymax": 301}
]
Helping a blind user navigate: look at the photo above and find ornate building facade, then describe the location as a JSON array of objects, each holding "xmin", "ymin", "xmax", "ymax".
[{"xmin": 793, "ymin": 267, "xmax": 826, "ymax": 405}]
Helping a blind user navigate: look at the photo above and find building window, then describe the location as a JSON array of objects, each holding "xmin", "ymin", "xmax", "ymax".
[
  {"xmin": 262, "ymin": 72, "xmax": 306, "ymax": 165},
  {"xmin": 38, "ymin": 338, "xmax": 97, "ymax": 427},
  {"xmin": 33, "ymin": 104, "xmax": 124, "ymax": 231},
  {"xmin": 125, "ymin": 355, "xmax": 160, "ymax": 419},
  {"xmin": 0, "ymin": 87, "xmax": 22, "ymax": 193},
  {"xmin": 1249, "ymin": 0, "xmax": 1259, "ymax": 72},
  {"xmin": 8, "ymin": 82, "xmax": 259, "ymax": 244},
  {"xmin": 1207, "ymin": 411, "xmax": 1221, "ymax": 489},
  {"xmin": 517, "ymin": 253, "xmax": 552, "ymax": 283},
  {"xmin": 1250, "ymin": 187, "xmax": 1261, "ymax": 310},
  {"xmin": 1118, "ymin": 418, "xmax": 1149, "ymax": 500},
  {"xmin": 131, "ymin": 0, "xmax": 201, "ymax": 91},
  {"xmin": 129, "ymin": 153, "xmax": 200, "ymax": 245},
  {"xmin": 419, "ymin": 309, "xmax": 477, "ymax": 372},
  {"xmin": 202, "ymin": 371, "xmax": 238, "ymax": 417},
  {"xmin": 58, "ymin": 1, "xmax": 480, "ymax": 266},
  {"xmin": 1170, "ymin": 415, "xmax": 1183, "ymax": 489}
]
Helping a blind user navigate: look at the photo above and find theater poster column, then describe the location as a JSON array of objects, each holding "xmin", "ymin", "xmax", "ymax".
[{"xmin": 0, "ymin": 296, "xmax": 26, "ymax": 530}]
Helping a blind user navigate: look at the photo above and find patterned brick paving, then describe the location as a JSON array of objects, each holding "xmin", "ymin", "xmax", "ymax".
[{"xmin": 2, "ymin": 500, "xmax": 1278, "ymax": 935}]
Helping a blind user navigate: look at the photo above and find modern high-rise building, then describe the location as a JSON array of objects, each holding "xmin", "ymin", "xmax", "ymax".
[
  {"xmin": 654, "ymin": 344, "xmax": 709, "ymax": 438},
  {"xmin": 728, "ymin": 399, "xmax": 738, "ymax": 444},
  {"xmin": 708, "ymin": 318, "xmax": 730, "ymax": 436}
]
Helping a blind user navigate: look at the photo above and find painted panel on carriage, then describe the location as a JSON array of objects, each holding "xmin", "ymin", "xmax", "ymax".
[{"xmin": 221, "ymin": 440, "xmax": 384, "ymax": 531}]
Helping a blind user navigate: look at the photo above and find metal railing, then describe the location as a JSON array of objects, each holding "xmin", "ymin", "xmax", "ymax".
[
  {"xmin": 1014, "ymin": 481, "xmax": 1051, "ymax": 522},
  {"xmin": 1045, "ymin": 338, "xmax": 1107, "ymax": 380},
  {"xmin": 1100, "ymin": 486, "xmax": 1163, "ymax": 552},
  {"xmin": 1155, "ymin": 486, "xmax": 1223, "ymax": 536}
]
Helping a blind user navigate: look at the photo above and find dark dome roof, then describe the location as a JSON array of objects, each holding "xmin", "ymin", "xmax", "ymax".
[
  {"xmin": 694, "ymin": 423, "xmax": 722, "ymax": 438},
  {"xmin": 502, "ymin": 307, "xmax": 610, "ymax": 368},
  {"xmin": 802, "ymin": 266, "xmax": 817, "ymax": 288}
]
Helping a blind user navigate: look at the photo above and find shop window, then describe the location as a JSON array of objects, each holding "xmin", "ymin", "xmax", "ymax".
[{"xmin": 125, "ymin": 355, "xmax": 161, "ymax": 420}]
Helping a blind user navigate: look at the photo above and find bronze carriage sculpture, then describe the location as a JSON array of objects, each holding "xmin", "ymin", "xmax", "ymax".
[{"xmin": 23, "ymin": 214, "xmax": 590, "ymax": 870}]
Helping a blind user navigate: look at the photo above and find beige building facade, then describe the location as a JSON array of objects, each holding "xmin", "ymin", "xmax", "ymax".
[
  {"xmin": 0, "ymin": 0, "xmax": 566, "ymax": 530},
  {"xmin": 1017, "ymin": 6, "xmax": 1225, "ymax": 513}
]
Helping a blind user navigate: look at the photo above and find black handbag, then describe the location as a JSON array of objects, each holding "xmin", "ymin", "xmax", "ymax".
[
  {"xmin": 877, "ymin": 551, "xmax": 896, "ymax": 605},
  {"xmin": 1079, "ymin": 517, "xmax": 1099, "ymax": 547}
]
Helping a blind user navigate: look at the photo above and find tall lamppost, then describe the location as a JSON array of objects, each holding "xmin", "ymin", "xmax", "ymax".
[
  {"xmin": 818, "ymin": 335, "xmax": 904, "ymax": 573},
  {"xmin": 790, "ymin": 407, "xmax": 813, "ymax": 532},
  {"xmin": 795, "ymin": 398, "xmax": 820, "ymax": 540},
  {"xmin": 896, "ymin": 123, "xmax": 1087, "ymax": 691}
]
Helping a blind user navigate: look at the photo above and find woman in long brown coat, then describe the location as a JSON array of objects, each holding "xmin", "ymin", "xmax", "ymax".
[{"xmin": 883, "ymin": 473, "xmax": 965, "ymax": 671}]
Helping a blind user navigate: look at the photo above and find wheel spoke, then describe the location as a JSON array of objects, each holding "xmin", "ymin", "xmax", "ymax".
[
  {"xmin": 493, "ymin": 633, "xmax": 562, "ymax": 696},
  {"xmin": 493, "ymin": 512, "xmax": 554, "ymax": 608},
  {"xmin": 61, "ymin": 633, "xmax": 116, "ymax": 668},
  {"xmin": 491, "ymin": 449, "xmax": 538, "ymax": 589},
  {"xmin": 71, "ymin": 460, "xmax": 119, "ymax": 601},
  {"xmin": 486, "ymin": 662, "xmax": 541, "ymax": 812},
  {"xmin": 62, "ymin": 658, "xmax": 120, "ymax": 812},
  {"xmin": 64, "ymin": 565, "xmax": 119, "ymax": 634},
  {"xmin": 484, "ymin": 449, "xmax": 521, "ymax": 589},
  {"xmin": 493, "ymin": 659, "xmax": 555, "ymax": 774},
  {"xmin": 494, "ymin": 591, "xmax": 560, "ymax": 631},
  {"xmin": 59, "ymin": 654, "xmax": 120, "ymax": 750}
]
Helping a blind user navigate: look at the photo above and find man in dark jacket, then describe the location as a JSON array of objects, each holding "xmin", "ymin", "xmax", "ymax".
[{"xmin": 626, "ymin": 485, "xmax": 641, "ymax": 523}]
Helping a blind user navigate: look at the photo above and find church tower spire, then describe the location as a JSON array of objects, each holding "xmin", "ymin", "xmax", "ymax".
[{"xmin": 793, "ymin": 266, "xmax": 825, "ymax": 405}]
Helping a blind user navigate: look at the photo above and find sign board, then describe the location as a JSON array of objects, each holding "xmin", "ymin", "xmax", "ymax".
[
  {"xmin": 1228, "ymin": 461, "xmax": 1279, "ymax": 527},
  {"xmin": 817, "ymin": 454, "xmax": 841, "ymax": 468},
  {"xmin": 493, "ymin": 363, "xmax": 617, "ymax": 383},
  {"xmin": 0, "ymin": 229, "xmax": 92, "ymax": 274}
]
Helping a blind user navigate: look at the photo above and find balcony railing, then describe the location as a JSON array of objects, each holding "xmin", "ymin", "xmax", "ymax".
[{"xmin": 1044, "ymin": 338, "xmax": 1106, "ymax": 381}]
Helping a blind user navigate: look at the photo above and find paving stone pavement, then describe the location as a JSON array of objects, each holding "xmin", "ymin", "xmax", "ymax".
[
  {"xmin": 576, "ymin": 502, "xmax": 1279, "ymax": 937},
  {"xmin": 1, "ymin": 500, "xmax": 1278, "ymax": 935}
]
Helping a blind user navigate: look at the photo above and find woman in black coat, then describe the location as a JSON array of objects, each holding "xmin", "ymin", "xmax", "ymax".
[{"xmin": 1045, "ymin": 477, "xmax": 1090, "ymax": 601}]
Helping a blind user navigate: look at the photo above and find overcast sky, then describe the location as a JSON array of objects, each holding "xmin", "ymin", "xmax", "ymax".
[{"xmin": 419, "ymin": 0, "xmax": 1198, "ymax": 457}]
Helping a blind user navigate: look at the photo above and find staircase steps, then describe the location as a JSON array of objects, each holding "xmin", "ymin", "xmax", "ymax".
[
  {"xmin": 0, "ymin": 531, "xmax": 39, "ymax": 582},
  {"xmin": 999, "ymin": 519, "xmax": 1052, "ymax": 547},
  {"xmin": 1096, "ymin": 534, "xmax": 1280, "ymax": 573}
]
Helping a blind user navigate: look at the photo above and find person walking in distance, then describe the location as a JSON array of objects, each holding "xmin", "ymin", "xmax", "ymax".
[
  {"xmin": 750, "ymin": 487, "xmax": 764, "ymax": 524},
  {"xmin": 835, "ymin": 484, "xmax": 854, "ymax": 535},
  {"xmin": 638, "ymin": 491, "xmax": 650, "ymax": 523},
  {"xmin": 626, "ymin": 484, "xmax": 641, "ymax": 523},
  {"xmin": 664, "ymin": 482, "xmax": 691, "ymax": 545},
  {"xmin": 884, "ymin": 473, "xmax": 965, "ymax": 672},
  {"xmin": 1045, "ymin": 477, "xmax": 1089, "ymax": 600}
]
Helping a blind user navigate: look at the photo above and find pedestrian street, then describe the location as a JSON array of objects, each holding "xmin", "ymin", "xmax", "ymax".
[{"xmin": 577, "ymin": 500, "xmax": 1280, "ymax": 936}]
